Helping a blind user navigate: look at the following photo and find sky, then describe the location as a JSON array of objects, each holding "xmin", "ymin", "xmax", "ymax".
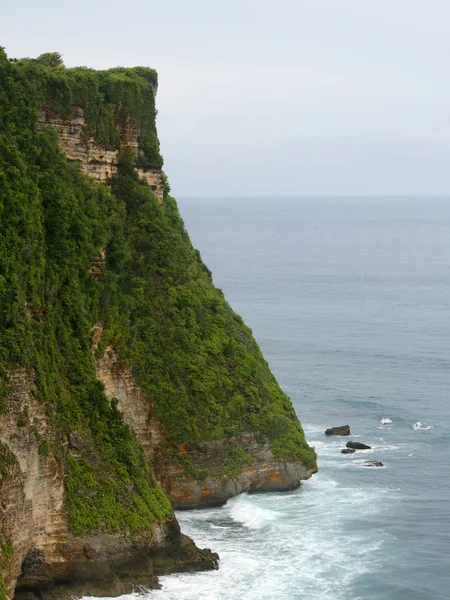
[{"xmin": 2, "ymin": 0, "xmax": 450, "ymax": 196}]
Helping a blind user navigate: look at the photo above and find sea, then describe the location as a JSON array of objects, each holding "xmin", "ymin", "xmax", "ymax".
[{"xmin": 115, "ymin": 197, "xmax": 450, "ymax": 600}]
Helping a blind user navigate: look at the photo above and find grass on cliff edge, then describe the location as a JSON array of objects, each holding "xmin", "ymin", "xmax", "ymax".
[{"xmin": 0, "ymin": 50, "xmax": 316, "ymax": 538}]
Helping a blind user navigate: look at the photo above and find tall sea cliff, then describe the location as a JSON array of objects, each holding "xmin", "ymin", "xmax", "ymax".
[{"xmin": 0, "ymin": 49, "xmax": 316, "ymax": 599}]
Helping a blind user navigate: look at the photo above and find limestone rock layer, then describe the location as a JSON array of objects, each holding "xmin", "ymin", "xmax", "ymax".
[
  {"xmin": 38, "ymin": 106, "xmax": 164, "ymax": 203},
  {"xmin": 0, "ymin": 369, "xmax": 218, "ymax": 600}
]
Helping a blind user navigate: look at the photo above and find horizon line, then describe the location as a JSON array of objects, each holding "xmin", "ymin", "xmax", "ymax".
[{"xmin": 176, "ymin": 194, "xmax": 450, "ymax": 199}]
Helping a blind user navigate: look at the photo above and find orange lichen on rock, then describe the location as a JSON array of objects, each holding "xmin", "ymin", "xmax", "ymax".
[{"xmin": 267, "ymin": 468, "xmax": 283, "ymax": 483}]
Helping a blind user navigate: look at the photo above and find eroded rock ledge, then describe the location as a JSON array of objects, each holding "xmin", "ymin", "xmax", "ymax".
[
  {"xmin": 96, "ymin": 345, "xmax": 315, "ymax": 509},
  {"xmin": 14, "ymin": 524, "xmax": 218, "ymax": 600}
]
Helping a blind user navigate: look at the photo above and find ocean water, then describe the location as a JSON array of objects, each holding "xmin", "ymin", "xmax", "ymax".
[{"xmin": 119, "ymin": 197, "xmax": 450, "ymax": 599}]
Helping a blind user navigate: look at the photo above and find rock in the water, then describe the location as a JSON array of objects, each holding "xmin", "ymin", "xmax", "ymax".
[
  {"xmin": 325, "ymin": 425, "xmax": 350, "ymax": 436},
  {"xmin": 341, "ymin": 448, "xmax": 355, "ymax": 454},
  {"xmin": 346, "ymin": 441, "xmax": 372, "ymax": 450},
  {"xmin": 363, "ymin": 460, "xmax": 383, "ymax": 467}
]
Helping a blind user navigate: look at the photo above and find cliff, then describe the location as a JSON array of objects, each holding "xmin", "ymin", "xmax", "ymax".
[
  {"xmin": 0, "ymin": 49, "xmax": 316, "ymax": 599},
  {"xmin": 96, "ymin": 346, "xmax": 313, "ymax": 508},
  {"xmin": 0, "ymin": 368, "xmax": 218, "ymax": 600},
  {"xmin": 37, "ymin": 106, "xmax": 165, "ymax": 203}
]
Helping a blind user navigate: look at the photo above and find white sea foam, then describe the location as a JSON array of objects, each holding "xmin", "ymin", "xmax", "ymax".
[
  {"xmin": 380, "ymin": 418, "xmax": 392, "ymax": 424},
  {"xmin": 366, "ymin": 444, "xmax": 399, "ymax": 452},
  {"xmin": 308, "ymin": 440, "xmax": 343, "ymax": 458},
  {"xmin": 305, "ymin": 477, "xmax": 339, "ymax": 489},
  {"xmin": 98, "ymin": 464, "xmax": 399, "ymax": 600},
  {"xmin": 95, "ymin": 433, "xmax": 401, "ymax": 600},
  {"xmin": 412, "ymin": 421, "xmax": 433, "ymax": 430},
  {"xmin": 227, "ymin": 496, "xmax": 278, "ymax": 530},
  {"xmin": 149, "ymin": 487, "xmax": 386, "ymax": 600}
]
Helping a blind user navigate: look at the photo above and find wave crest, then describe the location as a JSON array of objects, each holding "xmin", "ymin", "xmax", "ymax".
[
  {"xmin": 412, "ymin": 422, "xmax": 433, "ymax": 431},
  {"xmin": 227, "ymin": 496, "xmax": 278, "ymax": 530}
]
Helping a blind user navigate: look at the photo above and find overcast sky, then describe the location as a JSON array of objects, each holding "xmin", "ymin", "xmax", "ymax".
[{"xmin": 3, "ymin": 0, "xmax": 450, "ymax": 196}]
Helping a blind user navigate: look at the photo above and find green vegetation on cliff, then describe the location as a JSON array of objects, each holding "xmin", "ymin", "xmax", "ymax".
[
  {"xmin": 0, "ymin": 576, "xmax": 6, "ymax": 600},
  {"xmin": 0, "ymin": 443, "xmax": 17, "ymax": 481},
  {"xmin": 8, "ymin": 50, "xmax": 161, "ymax": 166},
  {"xmin": 0, "ymin": 51, "xmax": 171, "ymax": 537},
  {"xmin": 104, "ymin": 156, "xmax": 315, "ymax": 469},
  {"xmin": 0, "ymin": 441, "xmax": 14, "ymax": 599},
  {"xmin": 0, "ymin": 47, "xmax": 315, "ymax": 545},
  {"xmin": 0, "ymin": 535, "xmax": 12, "ymax": 600}
]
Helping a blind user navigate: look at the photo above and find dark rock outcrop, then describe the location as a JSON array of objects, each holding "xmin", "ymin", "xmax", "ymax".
[
  {"xmin": 325, "ymin": 425, "xmax": 350, "ymax": 436},
  {"xmin": 346, "ymin": 441, "xmax": 371, "ymax": 450},
  {"xmin": 341, "ymin": 448, "xmax": 355, "ymax": 454},
  {"xmin": 14, "ymin": 521, "xmax": 218, "ymax": 600},
  {"xmin": 362, "ymin": 460, "xmax": 383, "ymax": 468}
]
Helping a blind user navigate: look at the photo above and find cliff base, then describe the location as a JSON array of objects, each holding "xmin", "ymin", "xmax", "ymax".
[{"xmin": 13, "ymin": 522, "xmax": 218, "ymax": 600}]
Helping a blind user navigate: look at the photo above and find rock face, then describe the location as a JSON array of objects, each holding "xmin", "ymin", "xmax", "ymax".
[
  {"xmin": 159, "ymin": 434, "xmax": 312, "ymax": 509},
  {"xmin": 325, "ymin": 425, "xmax": 350, "ymax": 436},
  {"xmin": 15, "ymin": 524, "xmax": 218, "ymax": 600},
  {"xmin": 0, "ymin": 369, "xmax": 217, "ymax": 600},
  {"xmin": 346, "ymin": 441, "xmax": 372, "ymax": 450},
  {"xmin": 341, "ymin": 448, "xmax": 355, "ymax": 454},
  {"xmin": 38, "ymin": 106, "xmax": 164, "ymax": 203},
  {"xmin": 96, "ymin": 345, "xmax": 314, "ymax": 509},
  {"xmin": 0, "ymin": 369, "xmax": 66, "ymax": 600}
]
